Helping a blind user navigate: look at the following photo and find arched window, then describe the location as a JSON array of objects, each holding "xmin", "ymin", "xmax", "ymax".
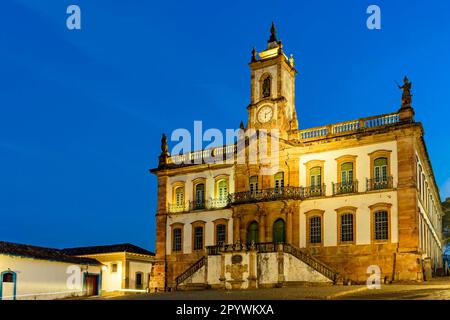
[
  {"xmin": 309, "ymin": 216, "xmax": 322, "ymax": 244},
  {"xmin": 217, "ymin": 180, "xmax": 228, "ymax": 207},
  {"xmin": 273, "ymin": 219, "xmax": 286, "ymax": 243},
  {"xmin": 194, "ymin": 183, "xmax": 205, "ymax": 209},
  {"xmin": 340, "ymin": 213, "xmax": 354, "ymax": 242},
  {"xmin": 374, "ymin": 157, "xmax": 388, "ymax": 190},
  {"xmin": 274, "ymin": 172, "xmax": 284, "ymax": 192},
  {"xmin": 249, "ymin": 176, "xmax": 258, "ymax": 194},
  {"xmin": 175, "ymin": 187, "xmax": 185, "ymax": 207},
  {"xmin": 310, "ymin": 167, "xmax": 322, "ymax": 187},
  {"xmin": 340, "ymin": 162, "xmax": 354, "ymax": 184},
  {"xmin": 247, "ymin": 221, "xmax": 259, "ymax": 244},
  {"xmin": 262, "ymin": 76, "xmax": 271, "ymax": 98}
]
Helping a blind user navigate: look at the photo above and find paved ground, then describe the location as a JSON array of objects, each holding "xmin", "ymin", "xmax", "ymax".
[{"xmin": 96, "ymin": 277, "xmax": 450, "ymax": 300}]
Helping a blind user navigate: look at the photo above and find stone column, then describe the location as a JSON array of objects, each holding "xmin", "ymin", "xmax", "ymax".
[
  {"xmin": 233, "ymin": 215, "xmax": 241, "ymax": 242},
  {"xmin": 248, "ymin": 246, "xmax": 257, "ymax": 289},
  {"xmin": 286, "ymin": 209, "xmax": 293, "ymax": 244},
  {"xmin": 259, "ymin": 213, "xmax": 266, "ymax": 243}
]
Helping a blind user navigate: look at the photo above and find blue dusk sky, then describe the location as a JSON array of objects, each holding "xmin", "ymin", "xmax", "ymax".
[{"xmin": 1, "ymin": 0, "xmax": 449, "ymax": 251}]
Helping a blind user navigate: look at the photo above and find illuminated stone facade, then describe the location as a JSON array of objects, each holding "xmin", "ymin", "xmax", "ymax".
[{"xmin": 149, "ymin": 25, "xmax": 444, "ymax": 291}]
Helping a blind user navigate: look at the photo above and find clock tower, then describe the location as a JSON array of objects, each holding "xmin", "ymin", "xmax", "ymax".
[{"xmin": 247, "ymin": 23, "xmax": 298, "ymax": 139}]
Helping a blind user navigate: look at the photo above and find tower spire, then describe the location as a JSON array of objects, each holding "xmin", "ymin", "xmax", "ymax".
[{"xmin": 268, "ymin": 21, "xmax": 277, "ymax": 43}]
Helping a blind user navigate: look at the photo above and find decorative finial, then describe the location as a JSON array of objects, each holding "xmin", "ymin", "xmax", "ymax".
[
  {"xmin": 268, "ymin": 21, "xmax": 277, "ymax": 43},
  {"xmin": 289, "ymin": 54, "xmax": 294, "ymax": 67},
  {"xmin": 251, "ymin": 47, "xmax": 257, "ymax": 62},
  {"xmin": 158, "ymin": 133, "xmax": 170, "ymax": 167},
  {"xmin": 398, "ymin": 76, "xmax": 412, "ymax": 107},
  {"xmin": 239, "ymin": 120, "xmax": 245, "ymax": 130},
  {"xmin": 161, "ymin": 133, "xmax": 168, "ymax": 154}
]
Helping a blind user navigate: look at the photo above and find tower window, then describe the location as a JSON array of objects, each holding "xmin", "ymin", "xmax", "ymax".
[{"xmin": 262, "ymin": 76, "xmax": 271, "ymax": 98}]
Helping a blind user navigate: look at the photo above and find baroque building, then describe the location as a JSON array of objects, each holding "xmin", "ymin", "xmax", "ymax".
[{"xmin": 149, "ymin": 24, "xmax": 445, "ymax": 291}]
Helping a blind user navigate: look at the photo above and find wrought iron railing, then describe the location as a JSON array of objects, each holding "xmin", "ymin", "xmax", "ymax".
[
  {"xmin": 168, "ymin": 198, "xmax": 230, "ymax": 213},
  {"xmin": 206, "ymin": 242, "xmax": 338, "ymax": 283},
  {"xmin": 366, "ymin": 177, "xmax": 394, "ymax": 191},
  {"xmin": 255, "ymin": 242, "xmax": 338, "ymax": 282},
  {"xmin": 175, "ymin": 256, "xmax": 207, "ymax": 286},
  {"xmin": 228, "ymin": 186, "xmax": 326, "ymax": 205},
  {"xmin": 282, "ymin": 243, "xmax": 338, "ymax": 283},
  {"xmin": 302, "ymin": 185, "xmax": 326, "ymax": 198},
  {"xmin": 332, "ymin": 181, "xmax": 358, "ymax": 195}
]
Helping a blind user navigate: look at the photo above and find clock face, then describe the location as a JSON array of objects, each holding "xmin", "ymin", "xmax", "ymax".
[{"xmin": 257, "ymin": 106, "xmax": 273, "ymax": 123}]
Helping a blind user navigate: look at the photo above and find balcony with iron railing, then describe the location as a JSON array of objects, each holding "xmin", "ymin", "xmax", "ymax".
[
  {"xmin": 332, "ymin": 181, "xmax": 358, "ymax": 195},
  {"xmin": 168, "ymin": 179, "xmax": 395, "ymax": 212},
  {"xmin": 168, "ymin": 198, "xmax": 230, "ymax": 213},
  {"xmin": 228, "ymin": 185, "xmax": 326, "ymax": 205},
  {"xmin": 366, "ymin": 177, "xmax": 394, "ymax": 192}
]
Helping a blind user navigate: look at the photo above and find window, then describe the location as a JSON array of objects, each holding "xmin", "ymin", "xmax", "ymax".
[
  {"xmin": 217, "ymin": 179, "xmax": 228, "ymax": 207},
  {"xmin": 194, "ymin": 226, "xmax": 204, "ymax": 250},
  {"xmin": 309, "ymin": 216, "xmax": 322, "ymax": 244},
  {"xmin": 194, "ymin": 183, "xmax": 205, "ymax": 209},
  {"xmin": 310, "ymin": 167, "xmax": 321, "ymax": 187},
  {"xmin": 2, "ymin": 272, "xmax": 14, "ymax": 283},
  {"xmin": 262, "ymin": 76, "xmax": 271, "ymax": 98},
  {"xmin": 374, "ymin": 158, "xmax": 388, "ymax": 182},
  {"xmin": 247, "ymin": 221, "xmax": 259, "ymax": 244},
  {"xmin": 341, "ymin": 162, "xmax": 354, "ymax": 184},
  {"xmin": 340, "ymin": 213, "xmax": 354, "ymax": 242},
  {"xmin": 175, "ymin": 186, "xmax": 185, "ymax": 207},
  {"xmin": 368, "ymin": 150, "xmax": 392, "ymax": 191},
  {"xmin": 274, "ymin": 172, "xmax": 284, "ymax": 192},
  {"xmin": 135, "ymin": 272, "xmax": 143, "ymax": 289},
  {"xmin": 111, "ymin": 263, "xmax": 118, "ymax": 273},
  {"xmin": 249, "ymin": 176, "xmax": 258, "ymax": 194},
  {"xmin": 173, "ymin": 228, "xmax": 182, "ymax": 252},
  {"xmin": 273, "ymin": 219, "xmax": 286, "ymax": 243},
  {"xmin": 374, "ymin": 211, "xmax": 389, "ymax": 241},
  {"xmin": 216, "ymin": 224, "xmax": 226, "ymax": 245}
]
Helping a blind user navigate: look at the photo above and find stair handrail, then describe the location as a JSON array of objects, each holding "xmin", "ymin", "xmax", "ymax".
[{"xmin": 175, "ymin": 256, "xmax": 206, "ymax": 286}]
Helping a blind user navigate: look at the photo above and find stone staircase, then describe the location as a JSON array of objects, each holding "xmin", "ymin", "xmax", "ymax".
[{"xmin": 175, "ymin": 256, "xmax": 206, "ymax": 289}]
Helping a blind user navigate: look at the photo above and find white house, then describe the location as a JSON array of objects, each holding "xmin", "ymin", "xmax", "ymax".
[
  {"xmin": 62, "ymin": 243, "xmax": 155, "ymax": 293},
  {"xmin": 0, "ymin": 241, "xmax": 103, "ymax": 300}
]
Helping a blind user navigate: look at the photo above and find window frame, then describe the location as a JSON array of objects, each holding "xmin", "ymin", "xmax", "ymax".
[
  {"xmin": 260, "ymin": 73, "xmax": 273, "ymax": 99},
  {"xmin": 336, "ymin": 206, "xmax": 357, "ymax": 245},
  {"xmin": 274, "ymin": 172, "xmax": 285, "ymax": 191},
  {"xmin": 213, "ymin": 218, "xmax": 229, "ymax": 246},
  {"xmin": 305, "ymin": 160, "xmax": 325, "ymax": 189},
  {"xmin": 192, "ymin": 178, "xmax": 206, "ymax": 210},
  {"xmin": 214, "ymin": 175, "xmax": 230, "ymax": 207},
  {"xmin": 305, "ymin": 210, "xmax": 325, "ymax": 247},
  {"xmin": 170, "ymin": 223, "xmax": 184, "ymax": 254},
  {"xmin": 247, "ymin": 221, "xmax": 260, "ymax": 244},
  {"xmin": 191, "ymin": 220, "xmax": 206, "ymax": 252},
  {"xmin": 369, "ymin": 203, "xmax": 392, "ymax": 243},
  {"xmin": 368, "ymin": 150, "xmax": 392, "ymax": 182}
]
